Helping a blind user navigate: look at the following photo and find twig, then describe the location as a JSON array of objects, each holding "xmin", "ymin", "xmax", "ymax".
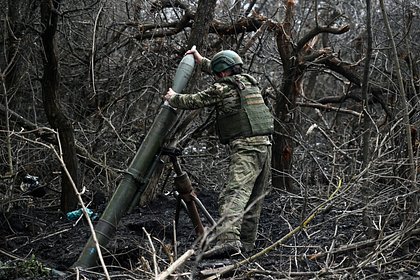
[
  {"xmin": 156, "ymin": 249, "xmax": 194, "ymax": 280},
  {"xmin": 90, "ymin": 5, "xmax": 103, "ymax": 100},
  {"xmin": 309, "ymin": 124, "xmax": 362, "ymax": 165},
  {"xmin": 30, "ymin": 228, "xmax": 72, "ymax": 243},
  {"xmin": 325, "ymin": 223, "xmax": 338, "ymax": 268},
  {"xmin": 0, "ymin": 249, "xmax": 24, "ymax": 261},
  {"xmin": 152, "ymin": 236, "xmax": 174, "ymax": 264},
  {"xmin": 143, "ymin": 227, "xmax": 159, "ymax": 278},
  {"xmin": 173, "ymin": 220, "xmax": 178, "ymax": 259},
  {"xmin": 296, "ymin": 101, "xmax": 362, "ymax": 117},
  {"xmin": 1, "ymin": 80, "xmax": 13, "ymax": 175},
  {"xmin": 50, "ymin": 140, "xmax": 110, "ymax": 280}
]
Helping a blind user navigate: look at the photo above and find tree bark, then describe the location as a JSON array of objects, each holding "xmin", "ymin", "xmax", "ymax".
[
  {"xmin": 188, "ymin": 0, "xmax": 217, "ymax": 51},
  {"xmin": 272, "ymin": 0, "xmax": 351, "ymax": 193},
  {"xmin": 272, "ymin": 0, "xmax": 301, "ymax": 193},
  {"xmin": 361, "ymin": 0, "xmax": 373, "ymax": 168},
  {"xmin": 40, "ymin": 0, "xmax": 79, "ymax": 212}
]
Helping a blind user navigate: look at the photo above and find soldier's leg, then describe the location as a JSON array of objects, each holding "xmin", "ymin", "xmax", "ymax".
[
  {"xmin": 217, "ymin": 145, "xmax": 262, "ymax": 244},
  {"xmin": 240, "ymin": 145, "xmax": 271, "ymax": 251}
]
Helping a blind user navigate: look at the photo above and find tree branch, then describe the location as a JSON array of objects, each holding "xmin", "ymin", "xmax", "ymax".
[
  {"xmin": 132, "ymin": 11, "xmax": 267, "ymax": 41},
  {"xmin": 296, "ymin": 25, "xmax": 350, "ymax": 53}
]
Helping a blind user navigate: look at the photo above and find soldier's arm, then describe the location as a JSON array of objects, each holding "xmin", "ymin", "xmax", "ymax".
[
  {"xmin": 167, "ymin": 82, "xmax": 228, "ymax": 109},
  {"xmin": 200, "ymin": 58, "xmax": 213, "ymax": 75}
]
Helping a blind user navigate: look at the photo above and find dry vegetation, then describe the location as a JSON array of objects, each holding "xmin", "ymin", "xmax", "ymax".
[{"xmin": 1, "ymin": 0, "xmax": 419, "ymax": 279}]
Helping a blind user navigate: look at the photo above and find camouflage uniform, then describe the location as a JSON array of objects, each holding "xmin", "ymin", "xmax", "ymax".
[{"xmin": 168, "ymin": 58, "xmax": 272, "ymax": 251}]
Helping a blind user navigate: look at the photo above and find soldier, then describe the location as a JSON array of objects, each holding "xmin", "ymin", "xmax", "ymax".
[{"xmin": 164, "ymin": 48, "xmax": 273, "ymax": 258}]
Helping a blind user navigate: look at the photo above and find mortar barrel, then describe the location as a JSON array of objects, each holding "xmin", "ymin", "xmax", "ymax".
[
  {"xmin": 73, "ymin": 105, "xmax": 177, "ymax": 268},
  {"xmin": 73, "ymin": 51, "xmax": 195, "ymax": 269}
]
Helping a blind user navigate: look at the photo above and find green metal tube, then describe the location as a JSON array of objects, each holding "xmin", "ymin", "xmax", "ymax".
[
  {"xmin": 73, "ymin": 50, "xmax": 195, "ymax": 269},
  {"xmin": 73, "ymin": 105, "xmax": 177, "ymax": 268}
]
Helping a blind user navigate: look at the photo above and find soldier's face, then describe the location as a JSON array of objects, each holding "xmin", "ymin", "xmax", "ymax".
[
  {"xmin": 214, "ymin": 71, "xmax": 227, "ymax": 80},
  {"xmin": 214, "ymin": 73, "xmax": 222, "ymax": 80}
]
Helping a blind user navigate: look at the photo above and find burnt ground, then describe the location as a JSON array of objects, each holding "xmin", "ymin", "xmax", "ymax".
[{"xmin": 1, "ymin": 172, "xmax": 420, "ymax": 279}]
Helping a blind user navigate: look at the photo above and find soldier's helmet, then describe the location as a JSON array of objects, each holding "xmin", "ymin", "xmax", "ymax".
[{"xmin": 211, "ymin": 50, "xmax": 243, "ymax": 74}]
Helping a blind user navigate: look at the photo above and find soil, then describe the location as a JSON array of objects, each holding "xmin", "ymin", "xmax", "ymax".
[{"xmin": 1, "ymin": 176, "xmax": 419, "ymax": 279}]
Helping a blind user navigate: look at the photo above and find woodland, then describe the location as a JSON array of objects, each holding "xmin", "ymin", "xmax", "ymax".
[{"xmin": 0, "ymin": 0, "xmax": 419, "ymax": 279}]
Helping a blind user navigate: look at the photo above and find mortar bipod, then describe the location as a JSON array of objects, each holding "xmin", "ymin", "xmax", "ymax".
[{"xmin": 162, "ymin": 148, "xmax": 216, "ymax": 237}]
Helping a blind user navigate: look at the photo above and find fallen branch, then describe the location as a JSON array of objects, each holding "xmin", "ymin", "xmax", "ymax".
[
  {"xmin": 296, "ymin": 101, "xmax": 362, "ymax": 117},
  {"xmin": 156, "ymin": 249, "xmax": 195, "ymax": 280},
  {"xmin": 306, "ymin": 231, "xmax": 397, "ymax": 261},
  {"xmin": 0, "ymin": 249, "xmax": 24, "ymax": 261}
]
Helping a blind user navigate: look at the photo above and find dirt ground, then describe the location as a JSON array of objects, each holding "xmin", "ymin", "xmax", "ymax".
[{"xmin": 1, "ymin": 174, "xmax": 419, "ymax": 279}]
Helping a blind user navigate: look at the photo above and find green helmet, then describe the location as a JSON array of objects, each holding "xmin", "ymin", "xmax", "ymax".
[{"xmin": 211, "ymin": 50, "xmax": 243, "ymax": 74}]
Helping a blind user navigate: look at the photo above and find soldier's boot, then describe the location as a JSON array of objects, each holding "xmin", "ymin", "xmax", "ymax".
[{"xmin": 202, "ymin": 239, "xmax": 242, "ymax": 259}]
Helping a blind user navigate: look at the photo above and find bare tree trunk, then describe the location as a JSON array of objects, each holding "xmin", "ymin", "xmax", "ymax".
[
  {"xmin": 272, "ymin": 0, "xmax": 301, "ymax": 193},
  {"xmin": 272, "ymin": 0, "xmax": 350, "ymax": 193},
  {"xmin": 361, "ymin": 0, "xmax": 373, "ymax": 168},
  {"xmin": 360, "ymin": 0, "xmax": 377, "ymax": 239},
  {"xmin": 272, "ymin": 70, "xmax": 302, "ymax": 194},
  {"xmin": 40, "ymin": 0, "xmax": 79, "ymax": 212},
  {"xmin": 187, "ymin": 0, "xmax": 217, "ymax": 51}
]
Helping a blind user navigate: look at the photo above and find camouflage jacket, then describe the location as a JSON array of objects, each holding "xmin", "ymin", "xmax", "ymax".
[
  {"xmin": 168, "ymin": 57, "xmax": 232, "ymax": 111},
  {"xmin": 168, "ymin": 57, "xmax": 272, "ymax": 145}
]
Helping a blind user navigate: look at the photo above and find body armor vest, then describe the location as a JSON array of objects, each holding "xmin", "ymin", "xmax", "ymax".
[{"xmin": 216, "ymin": 74, "xmax": 274, "ymax": 144}]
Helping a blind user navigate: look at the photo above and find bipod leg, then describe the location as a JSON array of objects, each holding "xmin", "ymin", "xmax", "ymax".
[
  {"xmin": 167, "ymin": 153, "xmax": 205, "ymax": 237},
  {"xmin": 191, "ymin": 195, "xmax": 216, "ymax": 226},
  {"xmin": 174, "ymin": 194, "xmax": 182, "ymax": 236}
]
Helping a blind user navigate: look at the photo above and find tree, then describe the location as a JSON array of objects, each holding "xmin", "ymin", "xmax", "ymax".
[
  {"xmin": 40, "ymin": 0, "xmax": 79, "ymax": 212},
  {"xmin": 271, "ymin": 0, "xmax": 350, "ymax": 192},
  {"xmin": 1, "ymin": 0, "xmax": 420, "ymax": 277}
]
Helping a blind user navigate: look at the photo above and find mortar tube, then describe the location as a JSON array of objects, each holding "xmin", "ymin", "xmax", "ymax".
[
  {"xmin": 73, "ymin": 105, "xmax": 177, "ymax": 269},
  {"xmin": 127, "ymin": 154, "xmax": 163, "ymax": 213},
  {"xmin": 73, "ymin": 50, "xmax": 196, "ymax": 269}
]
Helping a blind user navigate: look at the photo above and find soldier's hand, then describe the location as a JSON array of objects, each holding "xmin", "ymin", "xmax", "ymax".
[
  {"xmin": 163, "ymin": 88, "xmax": 177, "ymax": 102},
  {"xmin": 185, "ymin": 46, "xmax": 203, "ymax": 64}
]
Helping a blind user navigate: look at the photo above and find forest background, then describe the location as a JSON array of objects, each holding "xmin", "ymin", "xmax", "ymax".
[{"xmin": 0, "ymin": 0, "xmax": 419, "ymax": 279}]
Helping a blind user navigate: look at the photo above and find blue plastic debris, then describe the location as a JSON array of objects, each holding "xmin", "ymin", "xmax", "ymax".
[{"xmin": 66, "ymin": 208, "xmax": 98, "ymax": 221}]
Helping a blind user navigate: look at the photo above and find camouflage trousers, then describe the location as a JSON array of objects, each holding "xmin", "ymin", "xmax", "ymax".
[{"xmin": 217, "ymin": 135, "xmax": 272, "ymax": 250}]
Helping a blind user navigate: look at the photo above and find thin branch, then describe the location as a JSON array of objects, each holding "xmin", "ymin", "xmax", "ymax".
[
  {"xmin": 50, "ymin": 139, "xmax": 110, "ymax": 279},
  {"xmin": 143, "ymin": 227, "xmax": 159, "ymax": 278},
  {"xmin": 379, "ymin": 0, "xmax": 415, "ymax": 182},
  {"xmin": 90, "ymin": 5, "xmax": 103, "ymax": 101},
  {"xmin": 296, "ymin": 101, "xmax": 362, "ymax": 117},
  {"xmin": 156, "ymin": 249, "xmax": 194, "ymax": 280}
]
